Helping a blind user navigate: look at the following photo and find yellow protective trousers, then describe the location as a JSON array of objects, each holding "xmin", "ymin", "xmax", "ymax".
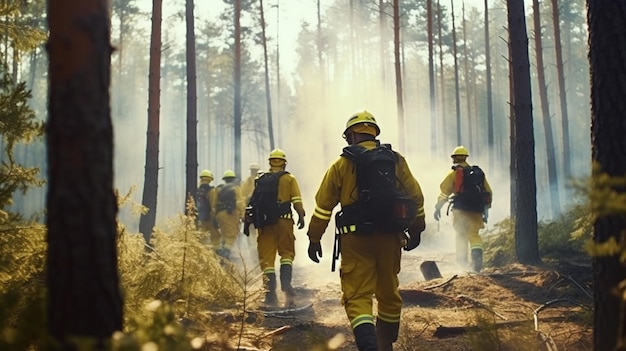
[
  {"xmin": 339, "ymin": 231, "xmax": 404, "ymax": 330},
  {"xmin": 452, "ymin": 209, "xmax": 484, "ymax": 264},
  {"xmin": 215, "ymin": 210, "xmax": 241, "ymax": 250},
  {"xmin": 257, "ymin": 218, "xmax": 296, "ymax": 274},
  {"xmin": 197, "ymin": 219, "xmax": 220, "ymax": 247}
]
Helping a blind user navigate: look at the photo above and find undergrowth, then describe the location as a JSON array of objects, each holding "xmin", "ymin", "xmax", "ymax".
[{"xmin": 0, "ymin": 189, "xmax": 264, "ymax": 350}]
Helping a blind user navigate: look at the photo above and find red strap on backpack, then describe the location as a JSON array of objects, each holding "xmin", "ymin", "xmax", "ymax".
[{"xmin": 453, "ymin": 166, "xmax": 464, "ymax": 193}]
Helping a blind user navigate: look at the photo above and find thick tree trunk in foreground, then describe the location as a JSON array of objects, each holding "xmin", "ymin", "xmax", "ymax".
[
  {"xmin": 46, "ymin": 0, "xmax": 123, "ymax": 343},
  {"xmin": 588, "ymin": 1, "xmax": 626, "ymax": 350}
]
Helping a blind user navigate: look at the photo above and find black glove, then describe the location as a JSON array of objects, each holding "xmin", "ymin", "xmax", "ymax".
[
  {"xmin": 308, "ymin": 241, "xmax": 322, "ymax": 263},
  {"xmin": 404, "ymin": 219, "xmax": 425, "ymax": 251},
  {"xmin": 297, "ymin": 216, "xmax": 305, "ymax": 229}
]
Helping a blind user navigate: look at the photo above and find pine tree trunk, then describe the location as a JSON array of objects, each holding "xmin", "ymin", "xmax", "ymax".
[
  {"xmin": 260, "ymin": 0, "xmax": 275, "ymax": 150},
  {"xmin": 234, "ymin": 0, "xmax": 242, "ymax": 177},
  {"xmin": 427, "ymin": 0, "xmax": 437, "ymax": 155},
  {"xmin": 550, "ymin": 0, "xmax": 571, "ymax": 180},
  {"xmin": 46, "ymin": 0, "xmax": 123, "ymax": 343},
  {"xmin": 588, "ymin": 1, "xmax": 626, "ymax": 349},
  {"xmin": 139, "ymin": 0, "xmax": 163, "ymax": 242},
  {"xmin": 451, "ymin": 0, "xmax": 462, "ymax": 145},
  {"xmin": 185, "ymin": 0, "xmax": 198, "ymax": 207},
  {"xmin": 532, "ymin": 0, "xmax": 560, "ymax": 219},
  {"xmin": 437, "ymin": 0, "xmax": 447, "ymax": 150},
  {"xmin": 484, "ymin": 0, "xmax": 494, "ymax": 169},
  {"xmin": 393, "ymin": 0, "xmax": 405, "ymax": 152},
  {"xmin": 507, "ymin": 0, "xmax": 540, "ymax": 265}
]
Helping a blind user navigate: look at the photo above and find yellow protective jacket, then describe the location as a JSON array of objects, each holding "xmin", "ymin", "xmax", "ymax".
[
  {"xmin": 270, "ymin": 166, "xmax": 306, "ymax": 220},
  {"xmin": 307, "ymin": 140, "xmax": 425, "ymax": 243},
  {"xmin": 240, "ymin": 175, "xmax": 257, "ymax": 205},
  {"xmin": 435, "ymin": 161, "xmax": 493, "ymax": 210},
  {"xmin": 212, "ymin": 182, "xmax": 245, "ymax": 219}
]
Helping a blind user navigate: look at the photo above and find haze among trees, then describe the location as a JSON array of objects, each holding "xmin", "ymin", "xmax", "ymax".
[{"xmin": 2, "ymin": 0, "xmax": 626, "ymax": 349}]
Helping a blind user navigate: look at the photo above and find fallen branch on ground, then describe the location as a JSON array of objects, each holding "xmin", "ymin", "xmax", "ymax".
[
  {"xmin": 261, "ymin": 326, "xmax": 292, "ymax": 338},
  {"xmin": 455, "ymin": 294, "xmax": 507, "ymax": 320},
  {"xmin": 423, "ymin": 274, "xmax": 458, "ymax": 290}
]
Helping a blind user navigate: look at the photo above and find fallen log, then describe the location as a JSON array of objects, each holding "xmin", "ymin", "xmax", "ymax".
[{"xmin": 434, "ymin": 317, "xmax": 570, "ymax": 338}]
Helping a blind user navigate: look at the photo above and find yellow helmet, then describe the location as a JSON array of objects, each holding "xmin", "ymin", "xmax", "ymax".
[
  {"xmin": 249, "ymin": 162, "xmax": 261, "ymax": 170},
  {"xmin": 344, "ymin": 110, "xmax": 380, "ymax": 136},
  {"xmin": 451, "ymin": 146, "xmax": 470, "ymax": 157},
  {"xmin": 222, "ymin": 170, "xmax": 236, "ymax": 179},
  {"xmin": 268, "ymin": 148, "xmax": 287, "ymax": 161},
  {"xmin": 200, "ymin": 169, "xmax": 213, "ymax": 179}
]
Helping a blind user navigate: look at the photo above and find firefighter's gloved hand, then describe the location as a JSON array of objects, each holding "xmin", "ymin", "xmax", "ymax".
[
  {"xmin": 308, "ymin": 241, "xmax": 322, "ymax": 263},
  {"xmin": 434, "ymin": 208, "xmax": 441, "ymax": 221},
  {"xmin": 483, "ymin": 208, "xmax": 489, "ymax": 223},
  {"xmin": 404, "ymin": 218, "xmax": 425, "ymax": 251},
  {"xmin": 297, "ymin": 216, "xmax": 305, "ymax": 229}
]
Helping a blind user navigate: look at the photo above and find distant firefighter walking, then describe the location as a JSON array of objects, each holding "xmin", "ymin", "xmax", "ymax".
[
  {"xmin": 195, "ymin": 169, "xmax": 220, "ymax": 247},
  {"xmin": 213, "ymin": 170, "xmax": 245, "ymax": 260},
  {"xmin": 434, "ymin": 146, "xmax": 492, "ymax": 272},
  {"xmin": 245, "ymin": 149, "xmax": 305, "ymax": 307}
]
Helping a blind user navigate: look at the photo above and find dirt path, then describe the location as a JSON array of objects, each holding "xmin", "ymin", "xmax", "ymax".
[{"xmin": 247, "ymin": 253, "xmax": 592, "ymax": 351}]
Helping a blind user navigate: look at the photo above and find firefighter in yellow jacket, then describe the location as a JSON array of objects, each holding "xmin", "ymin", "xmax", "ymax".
[
  {"xmin": 250, "ymin": 149, "xmax": 305, "ymax": 307},
  {"xmin": 213, "ymin": 170, "xmax": 245, "ymax": 260},
  {"xmin": 196, "ymin": 170, "xmax": 220, "ymax": 247},
  {"xmin": 240, "ymin": 162, "xmax": 261, "ymax": 244},
  {"xmin": 434, "ymin": 146, "xmax": 492, "ymax": 272},
  {"xmin": 306, "ymin": 111, "xmax": 425, "ymax": 351}
]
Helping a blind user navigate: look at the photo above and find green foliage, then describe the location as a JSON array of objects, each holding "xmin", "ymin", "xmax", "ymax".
[
  {"xmin": 584, "ymin": 165, "xmax": 626, "ymax": 263},
  {"xmin": 0, "ymin": 189, "xmax": 262, "ymax": 350},
  {"xmin": 0, "ymin": 1, "xmax": 47, "ymax": 53},
  {"xmin": 0, "ymin": 69, "xmax": 45, "ymax": 218},
  {"xmin": 0, "ymin": 223, "xmax": 49, "ymax": 351},
  {"xmin": 483, "ymin": 201, "xmax": 592, "ymax": 267}
]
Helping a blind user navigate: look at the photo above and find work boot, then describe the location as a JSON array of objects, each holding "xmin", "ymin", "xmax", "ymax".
[
  {"xmin": 376, "ymin": 319, "xmax": 399, "ymax": 351},
  {"xmin": 280, "ymin": 264, "xmax": 296, "ymax": 306},
  {"xmin": 353, "ymin": 323, "xmax": 378, "ymax": 351},
  {"xmin": 263, "ymin": 273, "xmax": 278, "ymax": 307},
  {"xmin": 471, "ymin": 248, "xmax": 483, "ymax": 272}
]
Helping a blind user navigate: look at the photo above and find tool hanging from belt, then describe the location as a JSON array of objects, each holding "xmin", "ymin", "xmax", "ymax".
[{"xmin": 331, "ymin": 225, "xmax": 342, "ymax": 272}]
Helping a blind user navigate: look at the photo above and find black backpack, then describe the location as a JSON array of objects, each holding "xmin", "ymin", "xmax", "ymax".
[
  {"xmin": 247, "ymin": 171, "xmax": 290, "ymax": 228},
  {"xmin": 452, "ymin": 165, "xmax": 488, "ymax": 212},
  {"xmin": 339, "ymin": 144, "xmax": 417, "ymax": 234},
  {"xmin": 217, "ymin": 183, "xmax": 237, "ymax": 213},
  {"xmin": 195, "ymin": 183, "xmax": 213, "ymax": 221}
]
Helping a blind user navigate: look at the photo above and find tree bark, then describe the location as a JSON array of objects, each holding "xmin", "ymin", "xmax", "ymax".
[
  {"xmin": 234, "ymin": 0, "xmax": 242, "ymax": 177},
  {"xmin": 588, "ymin": 1, "xmax": 626, "ymax": 350},
  {"xmin": 427, "ymin": 0, "xmax": 437, "ymax": 156},
  {"xmin": 507, "ymin": 0, "xmax": 539, "ymax": 265},
  {"xmin": 532, "ymin": 0, "xmax": 560, "ymax": 219},
  {"xmin": 138, "ymin": 0, "xmax": 163, "ymax": 242},
  {"xmin": 484, "ymin": 0, "xmax": 494, "ymax": 169},
  {"xmin": 393, "ymin": 0, "xmax": 405, "ymax": 152},
  {"xmin": 550, "ymin": 0, "xmax": 571, "ymax": 180},
  {"xmin": 451, "ymin": 0, "xmax": 461, "ymax": 145},
  {"xmin": 185, "ymin": 0, "xmax": 198, "ymax": 209},
  {"xmin": 260, "ymin": 0, "xmax": 275, "ymax": 150},
  {"xmin": 46, "ymin": 0, "xmax": 123, "ymax": 343}
]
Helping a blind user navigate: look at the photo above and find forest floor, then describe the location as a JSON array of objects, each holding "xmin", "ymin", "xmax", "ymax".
[
  {"xmin": 202, "ymin": 256, "xmax": 592, "ymax": 350},
  {"xmin": 198, "ymin": 235, "xmax": 593, "ymax": 351}
]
